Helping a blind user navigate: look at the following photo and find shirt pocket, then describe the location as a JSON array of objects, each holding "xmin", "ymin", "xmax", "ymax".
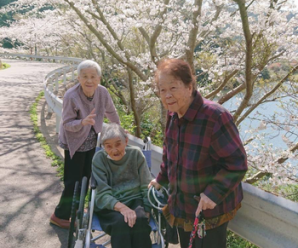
[
  {"xmin": 181, "ymin": 146, "xmax": 211, "ymax": 171},
  {"xmin": 180, "ymin": 148, "xmax": 214, "ymax": 193}
]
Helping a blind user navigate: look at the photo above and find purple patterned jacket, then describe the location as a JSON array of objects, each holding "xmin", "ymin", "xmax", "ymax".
[{"xmin": 59, "ymin": 84, "xmax": 120, "ymax": 158}]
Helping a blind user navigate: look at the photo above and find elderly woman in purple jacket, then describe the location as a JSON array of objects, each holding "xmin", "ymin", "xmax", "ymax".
[{"xmin": 50, "ymin": 60, "xmax": 120, "ymax": 229}]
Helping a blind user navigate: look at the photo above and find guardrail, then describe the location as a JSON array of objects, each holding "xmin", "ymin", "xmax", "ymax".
[
  {"xmin": 0, "ymin": 52, "xmax": 82, "ymax": 63},
  {"xmin": 2, "ymin": 53, "xmax": 298, "ymax": 248}
]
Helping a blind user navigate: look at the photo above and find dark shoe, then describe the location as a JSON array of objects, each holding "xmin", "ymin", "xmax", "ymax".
[{"xmin": 50, "ymin": 213, "xmax": 70, "ymax": 229}]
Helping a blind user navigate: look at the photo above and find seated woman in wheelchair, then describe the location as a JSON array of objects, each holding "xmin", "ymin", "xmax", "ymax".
[{"xmin": 92, "ymin": 123, "xmax": 152, "ymax": 248}]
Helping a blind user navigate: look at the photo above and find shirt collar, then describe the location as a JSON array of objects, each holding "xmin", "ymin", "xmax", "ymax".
[
  {"xmin": 169, "ymin": 91, "xmax": 204, "ymax": 122},
  {"xmin": 78, "ymin": 84, "xmax": 98, "ymax": 105}
]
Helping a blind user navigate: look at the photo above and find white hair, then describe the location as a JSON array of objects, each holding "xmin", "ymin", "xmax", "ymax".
[
  {"xmin": 100, "ymin": 123, "xmax": 127, "ymax": 145},
  {"xmin": 77, "ymin": 60, "xmax": 102, "ymax": 76}
]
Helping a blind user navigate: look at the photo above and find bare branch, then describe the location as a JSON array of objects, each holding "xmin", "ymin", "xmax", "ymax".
[
  {"xmin": 232, "ymin": 0, "xmax": 253, "ymax": 123},
  {"xmin": 245, "ymin": 171, "xmax": 271, "ymax": 184},
  {"xmin": 127, "ymin": 68, "xmax": 141, "ymax": 137},
  {"xmin": 195, "ymin": 2, "xmax": 224, "ymax": 48},
  {"xmin": 246, "ymin": 0, "xmax": 256, "ymax": 10},
  {"xmin": 236, "ymin": 64, "xmax": 298, "ymax": 126},
  {"xmin": 205, "ymin": 70, "xmax": 238, "ymax": 99},
  {"xmin": 243, "ymin": 137, "xmax": 254, "ymax": 146},
  {"xmin": 245, "ymin": 141, "xmax": 298, "ymax": 184},
  {"xmin": 218, "ymin": 82, "xmax": 245, "ymax": 104},
  {"xmin": 149, "ymin": 0, "xmax": 170, "ymax": 63},
  {"xmin": 268, "ymin": 50, "xmax": 286, "ymax": 63},
  {"xmin": 91, "ymin": 0, "xmax": 126, "ymax": 51},
  {"xmin": 276, "ymin": 142, "xmax": 298, "ymax": 164},
  {"xmin": 186, "ymin": 0, "xmax": 203, "ymax": 73},
  {"xmin": 138, "ymin": 27, "xmax": 150, "ymax": 44}
]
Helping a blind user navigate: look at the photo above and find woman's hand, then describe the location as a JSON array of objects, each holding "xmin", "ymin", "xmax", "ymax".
[
  {"xmin": 195, "ymin": 193, "xmax": 216, "ymax": 217},
  {"xmin": 120, "ymin": 207, "xmax": 137, "ymax": 228},
  {"xmin": 114, "ymin": 202, "xmax": 136, "ymax": 227},
  {"xmin": 82, "ymin": 108, "xmax": 96, "ymax": 126},
  {"xmin": 148, "ymin": 179, "xmax": 161, "ymax": 190}
]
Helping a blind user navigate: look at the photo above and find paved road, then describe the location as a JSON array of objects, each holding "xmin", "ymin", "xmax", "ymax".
[{"xmin": 0, "ymin": 59, "xmax": 68, "ymax": 248}]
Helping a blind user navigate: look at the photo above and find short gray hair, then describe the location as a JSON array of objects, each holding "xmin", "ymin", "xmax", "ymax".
[
  {"xmin": 77, "ymin": 60, "xmax": 102, "ymax": 76},
  {"xmin": 100, "ymin": 123, "xmax": 127, "ymax": 145}
]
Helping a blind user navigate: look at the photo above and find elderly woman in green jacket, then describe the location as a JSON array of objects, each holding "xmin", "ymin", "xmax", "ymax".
[{"xmin": 92, "ymin": 123, "xmax": 152, "ymax": 248}]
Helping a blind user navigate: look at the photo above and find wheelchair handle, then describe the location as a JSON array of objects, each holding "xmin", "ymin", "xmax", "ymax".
[
  {"xmin": 147, "ymin": 185, "xmax": 169, "ymax": 210},
  {"xmin": 90, "ymin": 173, "xmax": 97, "ymax": 189}
]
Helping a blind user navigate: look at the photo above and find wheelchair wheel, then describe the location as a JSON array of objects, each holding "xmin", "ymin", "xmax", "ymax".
[
  {"xmin": 67, "ymin": 177, "xmax": 88, "ymax": 248},
  {"xmin": 68, "ymin": 181, "xmax": 80, "ymax": 248},
  {"xmin": 78, "ymin": 176, "xmax": 87, "ymax": 229}
]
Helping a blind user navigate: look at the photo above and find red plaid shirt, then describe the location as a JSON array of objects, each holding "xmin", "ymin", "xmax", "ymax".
[{"xmin": 156, "ymin": 91, "xmax": 247, "ymax": 221}]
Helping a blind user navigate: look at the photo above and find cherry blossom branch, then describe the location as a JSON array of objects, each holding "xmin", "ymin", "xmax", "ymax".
[
  {"xmin": 90, "ymin": 0, "xmax": 126, "ymax": 51},
  {"xmin": 245, "ymin": 142, "xmax": 298, "ymax": 184},
  {"xmin": 236, "ymin": 64, "xmax": 298, "ymax": 126},
  {"xmin": 186, "ymin": 0, "xmax": 203, "ymax": 73},
  {"xmin": 195, "ymin": 2, "xmax": 224, "ymax": 51},
  {"xmin": 149, "ymin": 0, "xmax": 170, "ymax": 63},
  {"xmin": 63, "ymin": 0, "xmax": 148, "ymax": 82},
  {"xmin": 232, "ymin": 0, "xmax": 253, "ymax": 123},
  {"xmin": 205, "ymin": 70, "xmax": 239, "ymax": 99},
  {"xmin": 218, "ymin": 83, "xmax": 245, "ymax": 104}
]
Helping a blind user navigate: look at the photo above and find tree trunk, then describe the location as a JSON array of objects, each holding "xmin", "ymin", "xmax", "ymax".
[
  {"xmin": 232, "ymin": 0, "xmax": 253, "ymax": 123},
  {"xmin": 127, "ymin": 68, "xmax": 142, "ymax": 138},
  {"xmin": 185, "ymin": 0, "xmax": 203, "ymax": 73},
  {"xmin": 160, "ymin": 101, "xmax": 167, "ymax": 134}
]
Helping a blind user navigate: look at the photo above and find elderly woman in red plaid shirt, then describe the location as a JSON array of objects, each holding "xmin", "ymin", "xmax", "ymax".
[{"xmin": 149, "ymin": 58, "xmax": 248, "ymax": 248}]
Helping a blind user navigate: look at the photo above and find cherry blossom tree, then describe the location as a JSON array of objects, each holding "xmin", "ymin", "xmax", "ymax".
[{"xmin": 1, "ymin": 0, "xmax": 298, "ymax": 188}]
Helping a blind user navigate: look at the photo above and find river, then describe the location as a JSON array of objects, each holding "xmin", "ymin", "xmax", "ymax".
[{"xmin": 221, "ymin": 88, "xmax": 298, "ymax": 168}]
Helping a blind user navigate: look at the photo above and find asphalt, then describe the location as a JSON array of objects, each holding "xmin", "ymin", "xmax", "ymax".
[{"xmin": 0, "ymin": 59, "xmax": 68, "ymax": 248}]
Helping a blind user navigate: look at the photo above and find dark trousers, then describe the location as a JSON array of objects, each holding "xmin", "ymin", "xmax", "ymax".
[
  {"xmin": 96, "ymin": 199, "xmax": 152, "ymax": 248},
  {"xmin": 54, "ymin": 148, "xmax": 95, "ymax": 220},
  {"xmin": 178, "ymin": 221, "xmax": 229, "ymax": 248}
]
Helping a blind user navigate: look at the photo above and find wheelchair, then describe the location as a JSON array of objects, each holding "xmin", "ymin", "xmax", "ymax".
[{"xmin": 67, "ymin": 137, "xmax": 169, "ymax": 248}]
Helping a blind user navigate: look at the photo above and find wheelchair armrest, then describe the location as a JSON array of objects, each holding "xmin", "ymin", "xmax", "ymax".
[{"xmin": 90, "ymin": 173, "xmax": 97, "ymax": 189}]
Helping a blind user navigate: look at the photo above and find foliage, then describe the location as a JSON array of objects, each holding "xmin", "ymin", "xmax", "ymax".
[
  {"xmin": 119, "ymin": 111, "xmax": 136, "ymax": 134},
  {"xmin": 0, "ymin": 62, "xmax": 10, "ymax": 69},
  {"xmin": 2, "ymin": 0, "xmax": 298, "ymax": 192},
  {"xmin": 140, "ymin": 112, "xmax": 163, "ymax": 147},
  {"xmin": 259, "ymin": 182, "xmax": 298, "ymax": 202},
  {"xmin": 0, "ymin": 0, "xmax": 17, "ymax": 8},
  {"xmin": 227, "ymin": 231, "xmax": 258, "ymax": 248},
  {"xmin": 280, "ymin": 184, "xmax": 298, "ymax": 202},
  {"xmin": 260, "ymin": 68, "xmax": 270, "ymax": 80},
  {"xmin": 0, "ymin": 0, "xmax": 17, "ymax": 27},
  {"xmin": 29, "ymin": 91, "xmax": 64, "ymax": 180}
]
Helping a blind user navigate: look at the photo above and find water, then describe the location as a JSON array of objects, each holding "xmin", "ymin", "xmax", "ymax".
[{"xmin": 221, "ymin": 90, "xmax": 298, "ymax": 168}]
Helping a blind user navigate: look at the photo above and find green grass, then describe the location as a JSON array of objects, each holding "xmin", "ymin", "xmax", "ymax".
[
  {"xmin": 227, "ymin": 231, "xmax": 258, "ymax": 248},
  {"xmin": 29, "ymin": 91, "xmax": 64, "ymax": 179},
  {"xmin": 260, "ymin": 183, "xmax": 298, "ymax": 202},
  {"xmin": 0, "ymin": 62, "xmax": 11, "ymax": 70}
]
